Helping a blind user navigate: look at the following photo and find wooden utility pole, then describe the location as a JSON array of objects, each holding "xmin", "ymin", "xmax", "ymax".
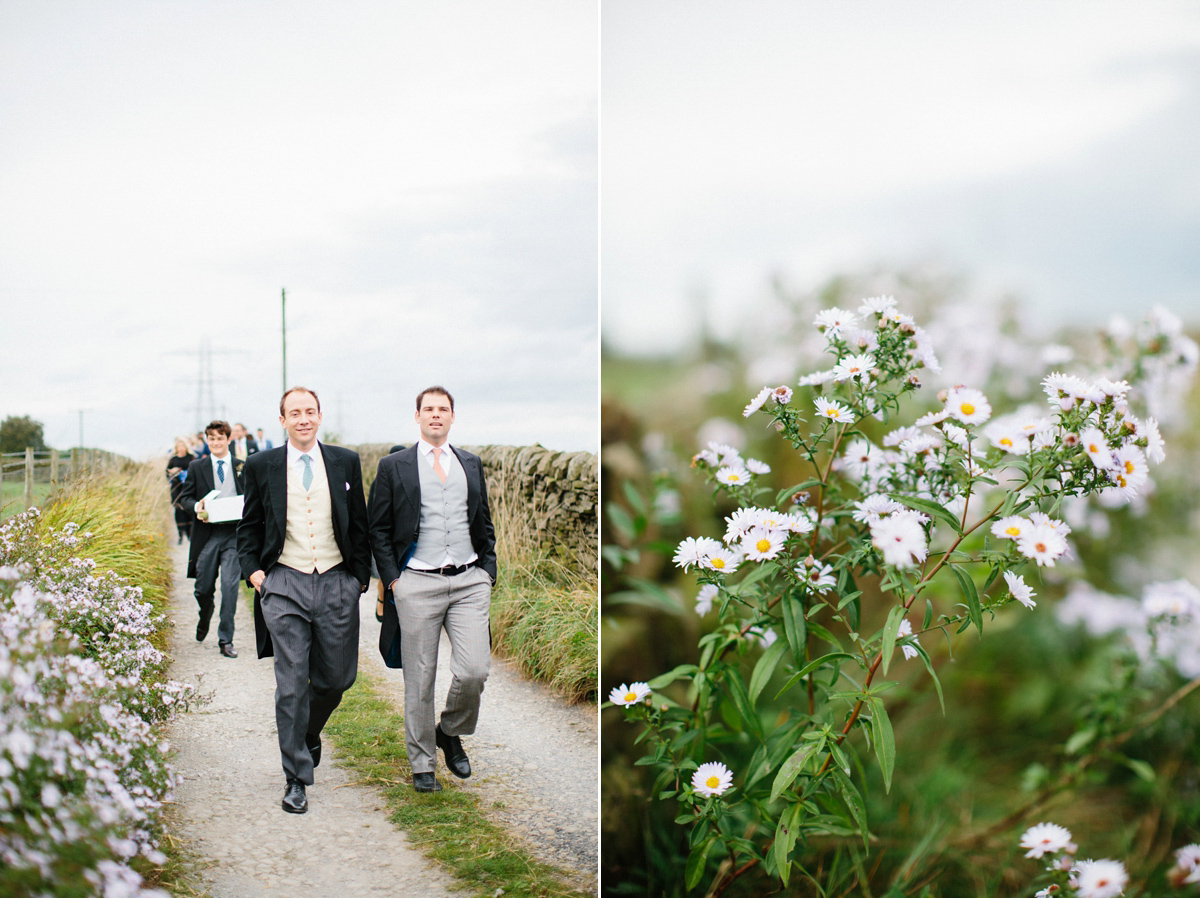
[{"xmin": 281, "ymin": 288, "xmax": 287, "ymax": 394}]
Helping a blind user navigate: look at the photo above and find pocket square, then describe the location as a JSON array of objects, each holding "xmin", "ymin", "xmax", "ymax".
[{"xmin": 345, "ymin": 482, "xmax": 350, "ymax": 490}]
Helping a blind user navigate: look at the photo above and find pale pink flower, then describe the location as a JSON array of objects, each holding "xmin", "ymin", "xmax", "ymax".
[
  {"xmin": 1020, "ymin": 822, "xmax": 1073, "ymax": 859},
  {"xmin": 1073, "ymin": 858, "xmax": 1127, "ymax": 898}
]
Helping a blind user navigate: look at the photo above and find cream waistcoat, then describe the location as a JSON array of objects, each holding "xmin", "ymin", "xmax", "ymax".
[{"xmin": 277, "ymin": 450, "xmax": 344, "ymax": 573}]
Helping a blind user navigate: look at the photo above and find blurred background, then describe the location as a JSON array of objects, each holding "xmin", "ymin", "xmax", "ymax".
[
  {"xmin": 0, "ymin": 1, "xmax": 598, "ymax": 458},
  {"xmin": 601, "ymin": 2, "xmax": 1200, "ymax": 894}
]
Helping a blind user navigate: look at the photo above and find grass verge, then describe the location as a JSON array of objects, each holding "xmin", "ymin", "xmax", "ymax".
[{"xmin": 324, "ymin": 668, "xmax": 588, "ymax": 898}]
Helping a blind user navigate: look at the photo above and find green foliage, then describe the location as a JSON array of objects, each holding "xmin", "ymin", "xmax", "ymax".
[{"xmin": 0, "ymin": 414, "xmax": 47, "ymax": 453}]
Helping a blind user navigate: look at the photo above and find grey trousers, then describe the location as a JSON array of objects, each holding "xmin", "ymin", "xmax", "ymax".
[
  {"xmin": 396, "ymin": 565, "xmax": 492, "ymax": 774},
  {"xmin": 193, "ymin": 525, "xmax": 240, "ymax": 645},
  {"xmin": 261, "ymin": 564, "xmax": 361, "ymax": 785}
]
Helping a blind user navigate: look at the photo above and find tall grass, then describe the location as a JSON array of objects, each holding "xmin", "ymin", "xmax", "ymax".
[
  {"xmin": 489, "ymin": 466, "xmax": 598, "ymax": 704},
  {"xmin": 36, "ymin": 463, "xmax": 173, "ymax": 613}
]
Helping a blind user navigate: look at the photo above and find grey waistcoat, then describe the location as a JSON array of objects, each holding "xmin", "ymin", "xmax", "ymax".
[{"xmin": 411, "ymin": 450, "xmax": 473, "ymax": 568}]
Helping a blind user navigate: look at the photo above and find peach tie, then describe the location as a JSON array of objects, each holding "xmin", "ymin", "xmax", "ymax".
[{"xmin": 432, "ymin": 447, "xmax": 447, "ymax": 483}]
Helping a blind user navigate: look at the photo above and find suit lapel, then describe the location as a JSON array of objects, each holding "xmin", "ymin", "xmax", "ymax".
[
  {"xmin": 398, "ymin": 446, "xmax": 420, "ymax": 508},
  {"xmin": 268, "ymin": 449, "xmax": 287, "ymax": 546},
  {"xmin": 451, "ymin": 446, "xmax": 479, "ymax": 514},
  {"xmin": 321, "ymin": 444, "xmax": 347, "ymax": 537}
]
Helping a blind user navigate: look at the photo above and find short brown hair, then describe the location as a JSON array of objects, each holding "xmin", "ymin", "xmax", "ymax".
[
  {"xmin": 415, "ymin": 386, "xmax": 454, "ymax": 412},
  {"xmin": 205, "ymin": 420, "xmax": 232, "ymax": 438},
  {"xmin": 279, "ymin": 386, "xmax": 321, "ymax": 416}
]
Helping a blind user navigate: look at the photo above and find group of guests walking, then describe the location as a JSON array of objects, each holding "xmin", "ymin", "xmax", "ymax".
[
  {"xmin": 166, "ymin": 424, "xmax": 272, "ymax": 544},
  {"xmin": 164, "ymin": 386, "xmax": 496, "ymax": 814}
]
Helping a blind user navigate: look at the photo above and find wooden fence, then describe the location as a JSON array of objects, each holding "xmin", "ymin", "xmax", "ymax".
[{"xmin": 0, "ymin": 449, "xmax": 125, "ymax": 510}]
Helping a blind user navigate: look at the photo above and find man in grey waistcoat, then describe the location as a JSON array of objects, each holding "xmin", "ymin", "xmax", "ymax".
[
  {"xmin": 237, "ymin": 386, "xmax": 371, "ymax": 813},
  {"xmin": 368, "ymin": 386, "xmax": 497, "ymax": 793}
]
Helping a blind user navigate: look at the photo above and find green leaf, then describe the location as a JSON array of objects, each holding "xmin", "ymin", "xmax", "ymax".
[
  {"xmin": 1065, "ymin": 727, "xmax": 1096, "ymax": 755},
  {"xmin": 781, "ymin": 595, "xmax": 808, "ymax": 668},
  {"xmin": 868, "ymin": 698, "xmax": 896, "ymax": 793},
  {"xmin": 723, "ymin": 668, "xmax": 764, "ymax": 742},
  {"xmin": 912, "ymin": 643, "xmax": 945, "ymax": 714},
  {"xmin": 775, "ymin": 652, "xmax": 860, "ymax": 698},
  {"xmin": 647, "ymin": 664, "xmax": 700, "ymax": 690},
  {"xmin": 892, "ymin": 494, "xmax": 962, "ymax": 535},
  {"xmin": 950, "ymin": 565, "xmax": 983, "ymax": 635},
  {"xmin": 748, "ymin": 637, "xmax": 789, "ymax": 707},
  {"xmin": 880, "ymin": 604, "xmax": 907, "ymax": 676},
  {"xmin": 1121, "ymin": 756, "xmax": 1155, "ymax": 782},
  {"xmin": 832, "ymin": 769, "xmax": 870, "ymax": 849},
  {"xmin": 606, "ymin": 577, "xmax": 683, "ymax": 614},
  {"xmin": 772, "ymin": 802, "xmax": 806, "ymax": 886},
  {"xmin": 770, "ymin": 735, "xmax": 826, "ymax": 802},
  {"xmin": 621, "ymin": 479, "xmax": 647, "ymax": 515},
  {"xmin": 685, "ymin": 835, "xmax": 715, "ymax": 890},
  {"xmin": 736, "ymin": 561, "xmax": 779, "ymax": 589},
  {"xmin": 605, "ymin": 500, "xmax": 637, "ymax": 541}
]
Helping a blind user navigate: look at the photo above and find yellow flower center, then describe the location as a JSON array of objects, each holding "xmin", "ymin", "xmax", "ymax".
[
  {"xmin": 705, "ymin": 775, "xmax": 720, "ymax": 789},
  {"xmin": 624, "ymin": 692, "xmax": 637, "ymax": 703},
  {"xmin": 960, "ymin": 402, "xmax": 976, "ymax": 415},
  {"xmin": 1124, "ymin": 459, "xmax": 1135, "ymax": 474},
  {"xmin": 711, "ymin": 558, "xmax": 726, "ymax": 569},
  {"xmin": 1034, "ymin": 541, "xmax": 1047, "ymax": 553},
  {"xmin": 1000, "ymin": 438, "xmax": 1013, "ymax": 448},
  {"xmin": 1088, "ymin": 443, "xmax": 1100, "ymax": 453},
  {"xmin": 1117, "ymin": 474, "xmax": 1128, "ymax": 487},
  {"xmin": 1005, "ymin": 526, "xmax": 1020, "ymax": 537},
  {"xmin": 755, "ymin": 538, "xmax": 771, "ymax": 553}
]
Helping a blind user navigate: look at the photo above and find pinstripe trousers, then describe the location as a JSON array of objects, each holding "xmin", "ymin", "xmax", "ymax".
[
  {"xmin": 396, "ymin": 565, "xmax": 492, "ymax": 774},
  {"xmin": 260, "ymin": 564, "xmax": 361, "ymax": 784}
]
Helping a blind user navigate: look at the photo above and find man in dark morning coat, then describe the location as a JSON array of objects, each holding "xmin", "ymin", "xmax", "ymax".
[
  {"xmin": 236, "ymin": 386, "xmax": 371, "ymax": 814},
  {"xmin": 368, "ymin": 386, "xmax": 496, "ymax": 793},
  {"xmin": 178, "ymin": 419, "xmax": 245, "ymax": 659}
]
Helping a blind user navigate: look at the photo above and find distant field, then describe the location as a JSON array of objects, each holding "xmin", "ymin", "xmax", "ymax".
[{"xmin": 0, "ymin": 481, "xmax": 56, "ymax": 519}]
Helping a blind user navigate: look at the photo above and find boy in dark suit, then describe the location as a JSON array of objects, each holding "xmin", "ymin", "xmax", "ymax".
[{"xmin": 179, "ymin": 420, "xmax": 245, "ymax": 658}]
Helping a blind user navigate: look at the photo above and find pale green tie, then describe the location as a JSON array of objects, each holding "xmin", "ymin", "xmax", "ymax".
[{"xmin": 300, "ymin": 454, "xmax": 313, "ymax": 490}]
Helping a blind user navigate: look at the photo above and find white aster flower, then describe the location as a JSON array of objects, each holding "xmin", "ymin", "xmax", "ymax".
[
  {"xmin": 695, "ymin": 584, "xmax": 719, "ymax": 616},
  {"xmin": 1143, "ymin": 417, "xmax": 1165, "ymax": 464},
  {"xmin": 691, "ymin": 761, "xmax": 733, "ymax": 797},
  {"xmin": 797, "ymin": 561, "xmax": 837, "ymax": 593},
  {"xmin": 883, "ymin": 425, "xmax": 923, "ymax": 446},
  {"xmin": 945, "ymin": 386, "xmax": 991, "ymax": 425},
  {"xmin": 814, "ymin": 397, "xmax": 856, "ymax": 425},
  {"xmin": 743, "ymin": 386, "xmax": 773, "ymax": 417},
  {"xmin": 715, "ymin": 466, "xmax": 753, "ymax": 487},
  {"xmin": 899, "ymin": 434, "xmax": 941, "ymax": 456},
  {"xmin": 1020, "ymin": 822, "xmax": 1073, "ymax": 859},
  {"xmin": 897, "ymin": 618, "xmax": 920, "ymax": 660},
  {"xmin": 1142, "ymin": 580, "xmax": 1200, "ymax": 618},
  {"xmin": 1043, "ymin": 372, "xmax": 1088, "ymax": 410},
  {"xmin": 1079, "ymin": 427, "xmax": 1114, "ymax": 470},
  {"xmin": 813, "ymin": 307, "xmax": 859, "ymax": 336},
  {"xmin": 1003, "ymin": 570, "xmax": 1037, "ymax": 609},
  {"xmin": 831, "ymin": 352, "xmax": 876, "ymax": 382},
  {"xmin": 704, "ymin": 548, "xmax": 742, "ymax": 575},
  {"xmin": 741, "ymin": 527, "xmax": 786, "ymax": 562},
  {"xmin": 1110, "ymin": 445, "xmax": 1148, "ymax": 496},
  {"xmin": 609, "ymin": 682, "xmax": 652, "ymax": 706},
  {"xmin": 772, "ymin": 385, "xmax": 793, "ymax": 404},
  {"xmin": 747, "ymin": 625, "xmax": 778, "ymax": 649},
  {"xmin": 798, "ymin": 368, "xmax": 837, "ymax": 387},
  {"xmin": 871, "ymin": 515, "xmax": 928, "ymax": 569},
  {"xmin": 859, "ymin": 295, "xmax": 897, "ymax": 316},
  {"xmin": 984, "ymin": 420, "xmax": 1031, "ymax": 455},
  {"xmin": 745, "ymin": 458, "xmax": 771, "ymax": 475},
  {"xmin": 724, "ymin": 508, "xmax": 763, "ymax": 543},
  {"xmin": 913, "ymin": 409, "xmax": 951, "ymax": 427},
  {"xmin": 852, "ymin": 494, "xmax": 906, "ymax": 525},
  {"xmin": 1073, "ymin": 858, "xmax": 1128, "ymax": 898},
  {"xmin": 673, "ymin": 536, "xmax": 724, "ymax": 570},
  {"xmin": 1017, "ymin": 523, "xmax": 1068, "ymax": 567}
]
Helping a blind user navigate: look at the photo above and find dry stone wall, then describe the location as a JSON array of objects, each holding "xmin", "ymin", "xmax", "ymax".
[{"xmin": 355, "ymin": 443, "xmax": 597, "ymax": 573}]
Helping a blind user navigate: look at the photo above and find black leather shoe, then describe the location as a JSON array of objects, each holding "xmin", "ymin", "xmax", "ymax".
[
  {"xmin": 281, "ymin": 780, "xmax": 307, "ymax": 814},
  {"xmin": 306, "ymin": 732, "xmax": 321, "ymax": 769},
  {"xmin": 196, "ymin": 602, "xmax": 213, "ymax": 642},
  {"xmin": 436, "ymin": 725, "xmax": 471, "ymax": 779},
  {"xmin": 218, "ymin": 642, "xmax": 237, "ymax": 658},
  {"xmin": 413, "ymin": 772, "xmax": 442, "ymax": 793}
]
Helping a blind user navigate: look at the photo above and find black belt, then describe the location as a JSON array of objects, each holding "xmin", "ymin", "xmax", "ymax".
[{"xmin": 416, "ymin": 562, "xmax": 473, "ymax": 577}]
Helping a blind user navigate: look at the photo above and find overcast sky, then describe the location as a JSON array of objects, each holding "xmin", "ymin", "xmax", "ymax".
[
  {"xmin": 602, "ymin": 1, "xmax": 1200, "ymax": 355},
  {"xmin": 1, "ymin": 1, "xmax": 597, "ymax": 459}
]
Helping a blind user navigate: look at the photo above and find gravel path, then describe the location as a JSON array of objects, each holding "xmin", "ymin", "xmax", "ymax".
[{"xmin": 165, "ymin": 540, "xmax": 597, "ymax": 895}]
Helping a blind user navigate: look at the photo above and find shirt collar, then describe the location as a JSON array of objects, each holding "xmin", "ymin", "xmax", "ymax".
[
  {"xmin": 418, "ymin": 439, "xmax": 452, "ymax": 458},
  {"xmin": 287, "ymin": 440, "xmax": 321, "ymax": 467}
]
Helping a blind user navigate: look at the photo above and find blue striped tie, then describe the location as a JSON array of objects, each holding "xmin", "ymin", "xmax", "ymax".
[
  {"xmin": 300, "ymin": 454, "xmax": 313, "ymax": 490},
  {"xmin": 217, "ymin": 459, "xmax": 225, "ymax": 484}
]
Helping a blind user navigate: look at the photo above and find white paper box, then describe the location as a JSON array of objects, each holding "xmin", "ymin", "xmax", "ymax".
[{"xmin": 202, "ymin": 490, "xmax": 244, "ymax": 523}]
